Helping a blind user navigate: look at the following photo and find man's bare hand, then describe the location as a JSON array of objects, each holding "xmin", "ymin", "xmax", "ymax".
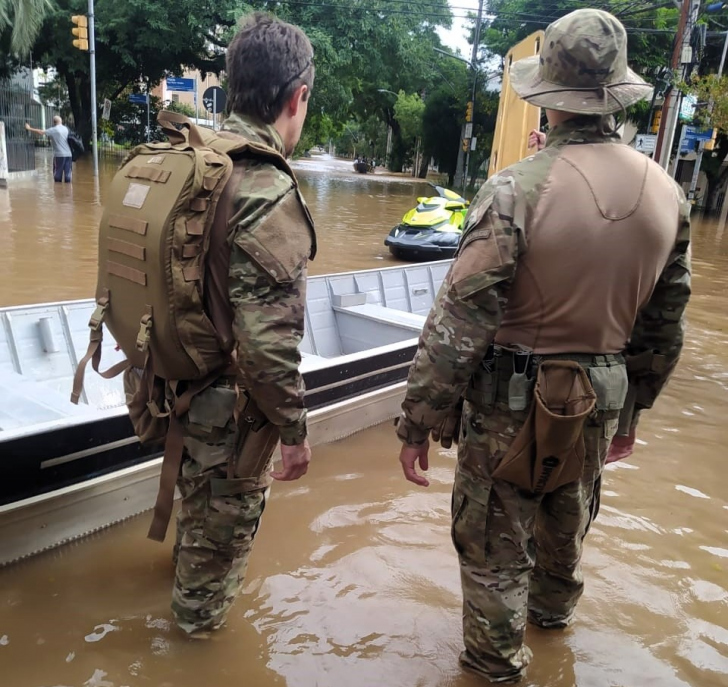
[
  {"xmin": 606, "ymin": 430, "xmax": 635, "ymax": 464},
  {"xmin": 399, "ymin": 441, "xmax": 430, "ymax": 487},
  {"xmin": 272, "ymin": 439, "xmax": 311, "ymax": 481},
  {"xmin": 528, "ymin": 129, "xmax": 546, "ymax": 151},
  {"xmin": 24, "ymin": 122, "xmax": 30, "ymax": 131}
]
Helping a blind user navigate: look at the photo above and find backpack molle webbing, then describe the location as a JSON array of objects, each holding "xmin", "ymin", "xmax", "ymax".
[{"xmin": 71, "ymin": 110, "xmax": 303, "ymax": 542}]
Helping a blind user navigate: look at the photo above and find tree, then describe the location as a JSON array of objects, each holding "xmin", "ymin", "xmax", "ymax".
[
  {"xmin": 15, "ymin": 0, "xmax": 239, "ymax": 142},
  {"xmin": 267, "ymin": 0, "xmax": 454, "ymax": 171},
  {"xmin": 480, "ymin": 0, "xmax": 677, "ymax": 76},
  {"xmin": 4, "ymin": 0, "xmax": 468, "ymax": 171},
  {"xmin": 681, "ymin": 74, "xmax": 728, "ymax": 207},
  {"xmin": 0, "ymin": 0, "xmax": 53, "ymax": 55}
]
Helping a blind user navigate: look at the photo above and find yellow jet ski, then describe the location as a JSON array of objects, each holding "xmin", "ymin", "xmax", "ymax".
[{"xmin": 385, "ymin": 185, "xmax": 469, "ymax": 261}]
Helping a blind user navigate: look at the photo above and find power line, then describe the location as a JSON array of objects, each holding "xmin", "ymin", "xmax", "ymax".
[
  {"xmin": 262, "ymin": 0, "xmax": 679, "ymax": 35},
  {"xmin": 269, "ymin": 0, "xmax": 679, "ymax": 27}
]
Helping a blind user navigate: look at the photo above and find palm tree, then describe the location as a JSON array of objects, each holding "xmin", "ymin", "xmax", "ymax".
[{"xmin": 0, "ymin": 0, "xmax": 54, "ymax": 55}]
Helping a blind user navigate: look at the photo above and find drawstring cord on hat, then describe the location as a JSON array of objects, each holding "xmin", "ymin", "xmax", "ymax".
[{"xmin": 527, "ymin": 82, "xmax": 632, "ymax": 134}]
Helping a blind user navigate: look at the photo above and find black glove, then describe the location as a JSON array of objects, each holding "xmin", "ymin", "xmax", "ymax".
[{"xmin": 431, "ymin": 397, "xmax": 464, "ymax": 449}]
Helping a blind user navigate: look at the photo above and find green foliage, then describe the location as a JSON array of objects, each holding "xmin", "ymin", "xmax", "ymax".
[
  {"xmin": 394, "ymin": 91, "xmax": 425, "ymax": 142},
  {"xmin": 681, "ymin": 74, "xmax": 728, "ymax": 133},
  {"xmin": 481, "ymin": 0, "xmax": 678, "ymax": 77},
  {"xmin": 166, "ymin": 100, "xmax": 196, "ymax": 118},
  {"xmin": 0, "ymin": 0, "xmax": 54, "ymax": 55}
]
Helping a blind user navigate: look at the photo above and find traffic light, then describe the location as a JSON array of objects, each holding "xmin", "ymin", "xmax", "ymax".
[
  {"xmin": 71, "ymin": 15, "xmax": 88, "ymax": 51},
  {"xmin": 465, "ymin": 101, "xmax": 473, "ymax": 123},
  {"xmin": 650, "ymin": 108, "xmax": 662, "ymax": 134},
  {"xmin": 462, "ymin": 138, "xmax": 470, "ymax": 152},
  {"xmin": 704, "ymin": 128, "xmax": 718, "ymax": 151}
]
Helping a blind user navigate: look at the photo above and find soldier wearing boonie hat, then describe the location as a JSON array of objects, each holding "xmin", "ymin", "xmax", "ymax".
[{"xmin": 396, "ymin": 8, "xmax": 691, "ymax": 683}]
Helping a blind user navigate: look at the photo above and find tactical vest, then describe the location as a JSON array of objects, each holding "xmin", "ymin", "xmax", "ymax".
[{"xmin": 70, "ymin": 111, "xmax": 306, "ymax": 540}]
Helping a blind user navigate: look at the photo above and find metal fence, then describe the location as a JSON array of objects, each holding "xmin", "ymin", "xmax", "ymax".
[{"xmin": 0, "ymin": 82, "xmax": 42, "ymax": 172}]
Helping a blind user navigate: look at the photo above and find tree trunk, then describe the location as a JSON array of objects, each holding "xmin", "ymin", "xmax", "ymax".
[
  {"xmin": 63, "ymin": 69, "xmax": 91, "ymax": 143},
  {"xmin": 709, "ymin": 166, "xmax": 728, "ymax": 215},
  {"xmin": 417, "ymin": 153, "xmax": 429, "ymax": 179}
]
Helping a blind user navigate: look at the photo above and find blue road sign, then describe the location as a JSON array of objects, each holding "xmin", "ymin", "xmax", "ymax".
[
  {"xmin": 167, "ymin": 77, "xmax": 195, "ymax": 92},
  {"xmin": 681, "ymin": 126, "xmax": 713, "ymax": 152},
  {"xmin": 128, "ymin": 94, "xmax": 149, "ymax": 104}
]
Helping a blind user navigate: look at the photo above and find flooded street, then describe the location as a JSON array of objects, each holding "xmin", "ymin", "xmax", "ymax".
[
  {"xmin": 0, "ymin": 151, "xmax": 424, "ymax": 307},
  {"xmin": 1, "ymin": 152, "xmax": 727, "ymax": 686}
]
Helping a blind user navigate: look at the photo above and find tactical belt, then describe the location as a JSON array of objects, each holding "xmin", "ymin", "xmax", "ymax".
[
  {"xmin": 489, "ymin": 344, "xmax": 625, "ymax": 371},
  {"xmin": 466, "ymin": 344, "xmax": 625, "ymax": 410}
]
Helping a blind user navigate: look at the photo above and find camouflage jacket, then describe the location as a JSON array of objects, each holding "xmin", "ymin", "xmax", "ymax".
[
  {"xmin": 397, "ymin": 117, "xmax": 691, "ymax": 444},
  {"xmin": 222, "ymin": 113, "xmax": 316, "ymax": 445}
]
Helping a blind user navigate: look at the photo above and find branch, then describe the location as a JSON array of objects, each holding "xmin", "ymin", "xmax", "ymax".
[{"xmin": 205, "ymin": 32, "xmax": 228, "ymax": 49}]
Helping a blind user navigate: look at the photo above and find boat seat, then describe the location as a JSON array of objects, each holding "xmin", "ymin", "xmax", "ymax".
[
  {"xmin": 332, "ymin": 302, "xmax": 425, "ymax": 355},
  {"xmin": 332, "ymin": 303, "xmax": 426, "ymax": 331}
]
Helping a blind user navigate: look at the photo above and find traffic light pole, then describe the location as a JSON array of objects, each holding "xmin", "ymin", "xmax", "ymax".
[
  {"xmin": 463, "ymin": 0, "xmax": 484, "ymax": 194},
  {"xmin": 88, "ymin": 0, "xmax": 98, "ymax": 177}
]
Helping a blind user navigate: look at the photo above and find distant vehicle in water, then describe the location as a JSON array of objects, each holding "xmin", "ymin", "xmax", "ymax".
[
  {"xmin": 385, "ymin": 185, "xmax": 469, "ymax": 261},
  {"xmin": 353, "ymin": 158, "xmax": 373, "ymax": 174}
]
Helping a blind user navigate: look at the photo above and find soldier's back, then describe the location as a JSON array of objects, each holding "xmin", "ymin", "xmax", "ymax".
[{"xmin": 495, "ymin": 140, "xmax": 687, "ymax": 354}]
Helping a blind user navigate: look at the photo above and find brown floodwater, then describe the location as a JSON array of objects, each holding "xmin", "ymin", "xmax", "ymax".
[
  {"xmin": 0, "ymin": 152, "xmax": 425, "ymax": 307},
  {"xmin": 1, "ymin": 152, "xmax": 727, "ymax": 687}
]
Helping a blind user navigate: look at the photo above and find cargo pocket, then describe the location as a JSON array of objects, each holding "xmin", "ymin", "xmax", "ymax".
[
  {"xmin": 185, "ymin": 384, "xmax": 237, "ymax": 443},
  {"xmin": 202, "ymin": 486, "xmax": 266, "ymax": 549},
  {"xmin": 587, "ymin": 364, "xmax": 628, "ymax": 412},
  {"xmin": 123, "ymin": 367, "xmax": 168, "ymax": 445},
  {"xmin": 451, "ymin": 477, "xmax": 491, "ymax": 567}
]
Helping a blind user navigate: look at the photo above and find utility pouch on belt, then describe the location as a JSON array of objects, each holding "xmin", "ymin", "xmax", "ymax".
[
  {"xmin": 493, "ymin": 360, "xmax": 597, "ymax": 495},
  {"xmin": 233, "ymin": 392, "xmax": 280, "ymax": 481},
  {"xmin": 465, "ymin": 346, "xmax": 498, "ymax": 408},
  {"xmin": 508, "ymin": 351, "xmax": 534, "ymax": 412}
]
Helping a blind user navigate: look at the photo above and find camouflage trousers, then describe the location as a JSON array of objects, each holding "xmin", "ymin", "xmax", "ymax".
[
  {"xmin": 170, "ymin": 381, "xmax": 279, "ymax": 635},
  {"xmin": 452, "ymin": 399, "xmax": 619, "ymax": 683}
]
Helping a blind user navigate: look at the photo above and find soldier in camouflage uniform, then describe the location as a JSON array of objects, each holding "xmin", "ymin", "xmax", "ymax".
[
  {"xmin": 396, "ymin": 9, "xmax": 691, "ymax": 682},
  {"xmin": 171, "ymin": 13, "xmax": 316, "ymax": 637}
]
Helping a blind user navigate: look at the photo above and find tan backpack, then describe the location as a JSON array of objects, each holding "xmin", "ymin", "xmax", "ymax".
[{"xmin": 71, "ymin": 110, "xmax": 300, "ymax": 540}]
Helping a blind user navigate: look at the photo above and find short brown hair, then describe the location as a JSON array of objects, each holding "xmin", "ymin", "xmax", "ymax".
[{"xmin": 226, "ymin": 12, "xmax": 315, "ymax": 123}]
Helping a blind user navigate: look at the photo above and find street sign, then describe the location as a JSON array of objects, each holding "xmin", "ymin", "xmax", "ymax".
[
  {"xmin": 684, "ymin": 126, "xmax": 712, "ymax": 140},
  {"xmin": 128, "ymin": 93, "xmax": 149, "ymax": 104},
  {"xmin": 679, "ymin": 94, "xmax": 697, "ymax": 123},
  {"xmin": 681, "ymin": 126, "xmax": 712, "ymax": 152},
  {"xmin": 101, "ymin": 98, "xmax": 112, "ymax": 120},
  {"xmin": 203, "ymin": 86, "xmax": 227, "ymax": 114},
  {"xmin": 167, "ymin": 77, "xmax": 195, "ymax": 92},
  {"xmin": 470, "ymin": 137, "xmax": 477, "ymax": 151},
  {"xmin": 635, "ymin": 133, "xmax": 656, "ymax": 153},
  {"xmin": 464, "ymin": 123, "xmax": 473, "ymax": 139}
]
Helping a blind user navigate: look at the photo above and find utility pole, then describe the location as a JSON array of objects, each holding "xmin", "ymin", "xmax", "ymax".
[
  {"xmin": 655, "ymin": 0, "xmax": 701, "ymax": 170},
  {"xmin": 88, "ymin": 0, "xmax": 98, "ymax": 177},
  {"xmin": 462, "ymin": 0, "xmax": 484, "ymax": 193}
]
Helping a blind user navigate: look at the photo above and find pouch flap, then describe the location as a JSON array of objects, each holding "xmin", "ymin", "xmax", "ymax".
[
  {"xmin": 188, "ymin": 386, "xmax": 237, "ymax": 429},
  {"xmin": 587, "ymin": 364, "xmax": 628, "ymax": 411}
]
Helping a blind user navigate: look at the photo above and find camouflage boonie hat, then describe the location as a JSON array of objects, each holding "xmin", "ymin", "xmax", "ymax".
[{"xmin": 509, "ymin": 9, "xmax": 652, "ymax": 115}]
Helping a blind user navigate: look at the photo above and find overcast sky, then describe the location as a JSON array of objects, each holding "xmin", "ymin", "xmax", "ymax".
[{"xmin": 436, "ymin": 0, "xmax": 481, "ymax": 59}]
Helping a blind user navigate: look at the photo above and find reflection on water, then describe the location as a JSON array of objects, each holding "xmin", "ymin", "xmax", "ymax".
[{"xmin": 1, "ymin": 151, "xmax": 727, "ymax": 686}]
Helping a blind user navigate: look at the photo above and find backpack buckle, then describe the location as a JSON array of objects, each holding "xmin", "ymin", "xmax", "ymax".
[
  {"xmin": 88, "ymin": 298, "xmax": 109, "ymax": 331},
  {"xmin": 136, "ymin": 314, "xmax": 153, "ymax": 353}
]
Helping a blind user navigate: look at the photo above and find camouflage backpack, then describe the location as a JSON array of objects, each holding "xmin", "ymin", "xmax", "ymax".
[{"xmin": 70, "ymin": 110, "xmax": 300, "ymax": 540}]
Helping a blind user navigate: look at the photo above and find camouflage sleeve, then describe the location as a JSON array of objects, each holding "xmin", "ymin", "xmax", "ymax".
[
  {"xmin": 229, "ymin": 186, "xmax": 314, "ymax": 446},
  {"xmin": 626, "ymin": 201, "xmax": 691, "ymax": 427},
  {"xmin": 396, "ymin": 178, "xmax": 523, "ymax": 444}
]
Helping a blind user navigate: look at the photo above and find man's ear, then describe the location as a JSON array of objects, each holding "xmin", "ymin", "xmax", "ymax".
[{"xmin": 287, "ymin": 84, "xmax": 309, "ymax": 117}]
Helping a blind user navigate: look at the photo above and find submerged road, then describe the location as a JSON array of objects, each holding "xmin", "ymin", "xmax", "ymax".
[{"xmin": 0, "ymin": 151, "xmax": 726, "ymax": 686}]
